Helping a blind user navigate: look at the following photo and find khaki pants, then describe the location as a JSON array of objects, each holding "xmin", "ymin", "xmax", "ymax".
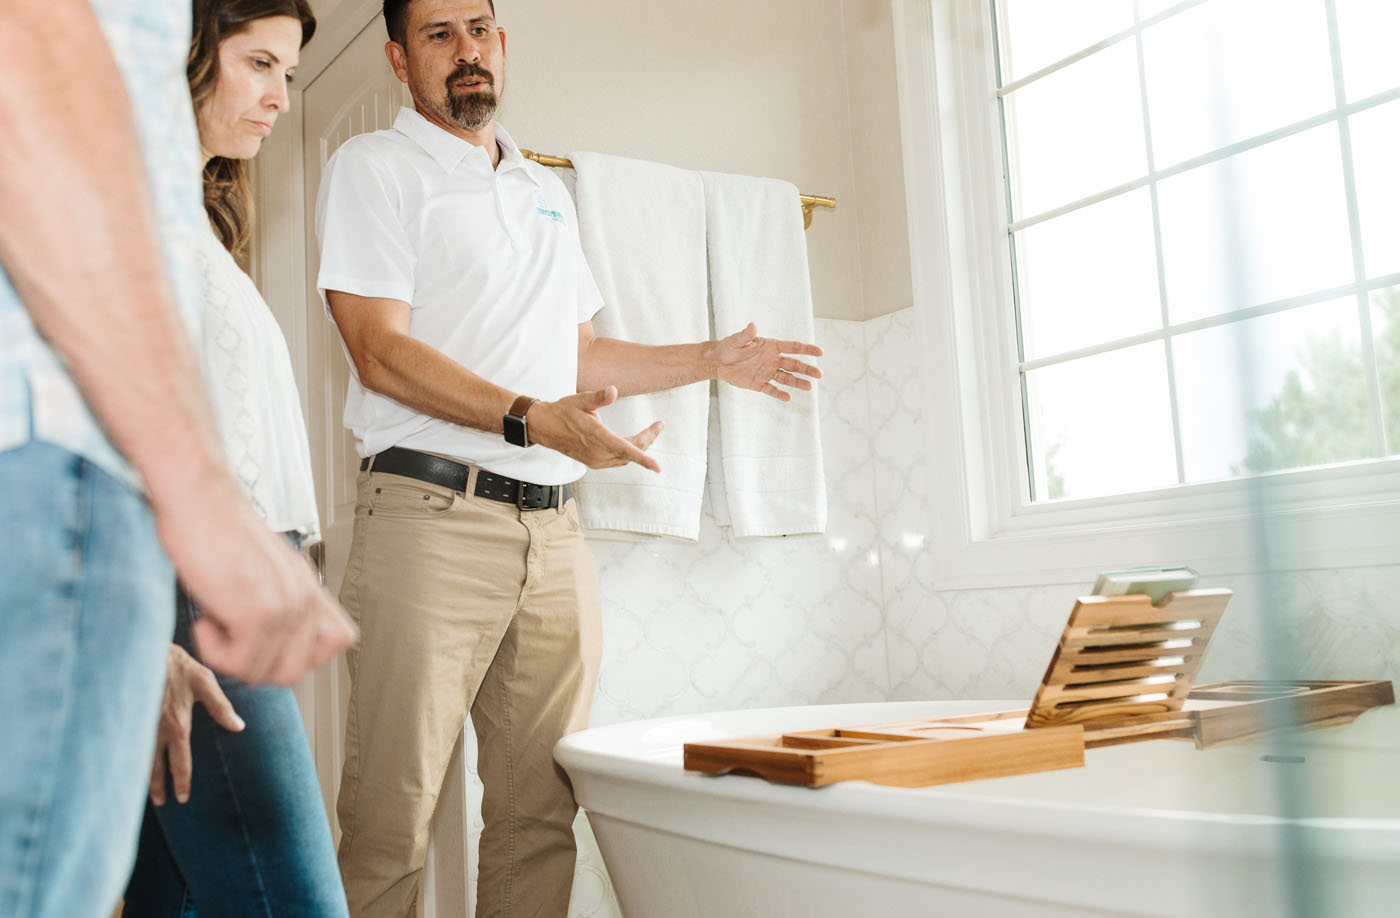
[{"xmin": 336, "ymin": 465, "xmax": 601, "ymax": 918}]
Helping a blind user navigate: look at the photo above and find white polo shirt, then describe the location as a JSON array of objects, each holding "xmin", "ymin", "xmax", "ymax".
[{"xmin": 315, "ymin": 107, "xmax": 602, "ymax": 485}]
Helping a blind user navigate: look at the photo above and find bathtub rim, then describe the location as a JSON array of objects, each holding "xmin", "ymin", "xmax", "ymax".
[{"xmin": 557, "ymin": 699, "xmax": 1400, "ymax": 874}]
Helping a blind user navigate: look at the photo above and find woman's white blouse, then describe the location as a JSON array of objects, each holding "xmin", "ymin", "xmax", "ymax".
[{"xmin": 195, "ymin": 222, "xmax": 321, "ymax": 541}]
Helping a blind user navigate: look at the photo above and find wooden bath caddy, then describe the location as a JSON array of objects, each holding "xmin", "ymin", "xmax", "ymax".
[{"xmin": 684, "ymin": 589, "xmax": 1394, "ymax": 788}]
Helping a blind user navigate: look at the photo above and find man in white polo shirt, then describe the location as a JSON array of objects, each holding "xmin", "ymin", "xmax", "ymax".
[{"xmin": 315, "ymin": 1, "xmax": 822, "ymax": 915}]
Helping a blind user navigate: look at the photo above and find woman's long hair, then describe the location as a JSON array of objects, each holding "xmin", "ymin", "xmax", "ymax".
[{"xmin": 189, "ymin": 0, "xmax": 316, "ymax": 261}]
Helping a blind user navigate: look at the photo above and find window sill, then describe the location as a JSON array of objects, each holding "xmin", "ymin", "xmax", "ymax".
[{"xmin": 928, "ymin": 458, "xmax": 1400, "ymax": 590}]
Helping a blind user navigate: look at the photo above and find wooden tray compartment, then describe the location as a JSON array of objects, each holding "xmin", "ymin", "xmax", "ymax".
[
  {"xmin": 1184, "ymin": 679, "xmax": 1395, "ymax": 748},
  {"xmin": 683, "ymin": 721, "xmax": 1085, "ymax": 788}
]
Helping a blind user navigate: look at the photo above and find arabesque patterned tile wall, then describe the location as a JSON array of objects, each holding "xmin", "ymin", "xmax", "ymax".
[{"xmin": 457, "ymin": 307, "xmax": 1400, "ymax": 918}]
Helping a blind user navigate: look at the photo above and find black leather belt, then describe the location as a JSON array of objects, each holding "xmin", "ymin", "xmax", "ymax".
[{"xmin": 361, "ymin": 447, "xmax": 572, "ymax": 510}]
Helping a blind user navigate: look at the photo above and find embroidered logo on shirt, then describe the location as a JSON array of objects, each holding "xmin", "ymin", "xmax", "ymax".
[{"xmin": 535, "ymin": 195, "xmax": 565, "ymax": 226}]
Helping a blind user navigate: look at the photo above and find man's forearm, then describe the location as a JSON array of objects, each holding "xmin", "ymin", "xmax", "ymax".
[
  {"xmin": 327, "ymin": 288, "xmax": 532, "ymax": 434},
  {"xmin": 347, "ymin": 327, "xmax": 663, "ymax": 470},
  {"xmin": 576, "ymin": 336, "xmax": 719, "ymax": 397},
  {"xmin": 0, "ymin": 0, "xmax": 229, "ymax": 506},
  {"xmin": 353, "ymin": 329, "xmax": 519, "ymax": 434}
]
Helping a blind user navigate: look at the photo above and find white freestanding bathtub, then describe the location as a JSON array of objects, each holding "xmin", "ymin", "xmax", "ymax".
[{"xmin": 555, "ymin": 700, "xmax": 1400, "ymax": 917}]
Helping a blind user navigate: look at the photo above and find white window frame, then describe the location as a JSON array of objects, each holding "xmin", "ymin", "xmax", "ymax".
[{"xmin": 891, "ymin": 0, "xmax": 1400, "ymax": 590}]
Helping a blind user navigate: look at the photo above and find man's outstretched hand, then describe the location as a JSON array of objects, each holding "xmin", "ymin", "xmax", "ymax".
[{"xmin": 713, "ymin": 323, "xmax": 822, "ymax": 401}]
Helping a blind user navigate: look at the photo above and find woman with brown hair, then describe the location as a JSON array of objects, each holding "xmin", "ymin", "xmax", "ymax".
[{"xmin": 122, "ymin": 1, "xmax": 347, "ymax": 914}]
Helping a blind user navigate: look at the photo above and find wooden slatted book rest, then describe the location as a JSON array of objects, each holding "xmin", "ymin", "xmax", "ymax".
[{"xmin": 683, "ymin": 589, "xmax": 1394, "ymax": 788}]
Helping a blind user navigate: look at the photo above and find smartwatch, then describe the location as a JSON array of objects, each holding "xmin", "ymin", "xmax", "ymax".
[{"xmin": 503, "ymin": 395, "xmax": 537, "ymax": 447}]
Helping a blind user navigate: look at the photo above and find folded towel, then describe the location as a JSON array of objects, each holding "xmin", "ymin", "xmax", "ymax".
[
  {"xmin": 571, "ymin": 152, "xmax": 710, "ymax": 539},
  {"xmin": 702, "ymin": 172, "xmax": 826, "ymax": 537}
]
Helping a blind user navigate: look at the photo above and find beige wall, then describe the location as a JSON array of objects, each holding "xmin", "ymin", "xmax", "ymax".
[
  {"xmin": 301, "ymin": 0, "xmax": 912, "ymax": 320},
  {"xmin": 839, "ymin": 0, "xmax": 913, "ymax": 317}
]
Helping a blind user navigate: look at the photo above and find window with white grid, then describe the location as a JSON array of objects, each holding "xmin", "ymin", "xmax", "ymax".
[{"xmin": 993, "ymin": 0, "xmax": 1400, "ymax": 503}]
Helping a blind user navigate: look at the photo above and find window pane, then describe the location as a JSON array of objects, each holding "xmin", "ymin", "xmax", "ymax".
[
  {"xmin": 1141, "ymin": 0, "xmax": 1335, "ymax": 167},
  {"xmin": 998, "ymin": 0, "xmax": 1134, "ymax": 83},
  {"xmin": 1025, "ymin": 343, "xmax": 1177, "ymax": 500},
  {"xmin": 1349, "ymin": 99, "xmax": 1400, "ymax": 279},
  {"xmin": 1016, "ymin": 188, "xmax": 1162, "ymax": 359},
  {"xmin": 1375, "ymin": 287, "xmax": 1400, "ymax": 455},
  {"xmin": 1175, "ymin": 300, "xmax": 1371, "ymax": 480},
  {"xmin": 1004, "ymin": 41, "xmax": 1147, "ymax": 218},
  {"xmin": 1336, "ymin": 0, "xmax": 1400, "ymax": 102},
  {"xmin": 1157, "ymin": 124, "xmax": 1353, "ymax": 323}
]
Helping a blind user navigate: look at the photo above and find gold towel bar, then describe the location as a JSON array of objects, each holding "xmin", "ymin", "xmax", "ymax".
[{"xmin": 519, "ymin": 149, "xmax": 836, "ymax": 229}]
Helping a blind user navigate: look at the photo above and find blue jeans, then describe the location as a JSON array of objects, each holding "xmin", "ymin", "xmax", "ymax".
[
  {"xmin": 123, "ymin": 548, "xmax": 347, "ymax": 918},
  {"xmin": 0, "ymin": 442, "xmax": 174, "ymax": 918}
]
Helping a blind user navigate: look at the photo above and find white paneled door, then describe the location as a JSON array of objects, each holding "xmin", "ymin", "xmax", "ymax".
[{"xmin": 251, "ymin": 6, "xmax": 474, "ymax": 917}]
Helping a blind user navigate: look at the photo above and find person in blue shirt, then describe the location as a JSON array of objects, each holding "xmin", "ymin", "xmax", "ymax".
[{"xmin": 0, "ymin": 2, "xmax": 355, "ymax": 915}]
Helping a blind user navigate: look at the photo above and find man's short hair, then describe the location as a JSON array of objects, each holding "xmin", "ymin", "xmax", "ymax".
[{"xmin": 385, "ymin": 0, "xmax": 496, "ymax": 46}]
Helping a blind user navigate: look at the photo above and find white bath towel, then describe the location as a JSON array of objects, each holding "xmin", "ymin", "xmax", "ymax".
[
  {"xmin": 571, "ymin": 152, "xmax": 710, "ymax": 539},
  {"xmin": 702, "ymin": 172, "xmax": 826, "ymax": 537}
]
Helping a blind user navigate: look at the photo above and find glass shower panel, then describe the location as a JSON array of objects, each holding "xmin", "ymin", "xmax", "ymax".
[{"xmin": 992, "ymin": 3, "xmax": 1398, "ymax": 911}]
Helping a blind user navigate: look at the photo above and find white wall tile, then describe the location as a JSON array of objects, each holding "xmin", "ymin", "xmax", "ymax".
[{"xmin": 586, "ymin": 317, "xmax": 889, "ymax": 727}]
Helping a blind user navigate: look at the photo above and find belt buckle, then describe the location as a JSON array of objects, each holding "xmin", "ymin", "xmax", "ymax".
[{"xmin": 515, "ymin": 481, "xmax": 558, "ymax": 511}]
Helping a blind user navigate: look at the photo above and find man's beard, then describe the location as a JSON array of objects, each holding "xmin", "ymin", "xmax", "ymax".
[{"xmin": 446, "ymin": 64, "xmax": 498, "ymax": 130}]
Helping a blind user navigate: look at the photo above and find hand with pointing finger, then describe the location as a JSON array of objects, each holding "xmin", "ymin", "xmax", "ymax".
[{"xmin": 526, "ymin": 387, "xmax": 664, "ymax": 472}]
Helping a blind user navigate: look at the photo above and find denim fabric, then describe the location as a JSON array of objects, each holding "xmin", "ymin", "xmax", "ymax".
[
  {"xmin": 123, "ymin": 555, "xmax": 347, "ymax": 918},
  {"xmin": 0, "ymin": 441, "xmax": 174, "ymax": 918}
]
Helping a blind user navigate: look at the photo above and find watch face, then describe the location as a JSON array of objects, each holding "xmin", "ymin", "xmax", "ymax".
[{"xmin": 504, "ymin": 414, "xmax": 528, "ymax": 447}]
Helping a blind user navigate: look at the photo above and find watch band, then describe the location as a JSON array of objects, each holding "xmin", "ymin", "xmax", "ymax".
[{"xmin": 503, "ymin": 395, "xmax": 538, "ymax": 447}]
